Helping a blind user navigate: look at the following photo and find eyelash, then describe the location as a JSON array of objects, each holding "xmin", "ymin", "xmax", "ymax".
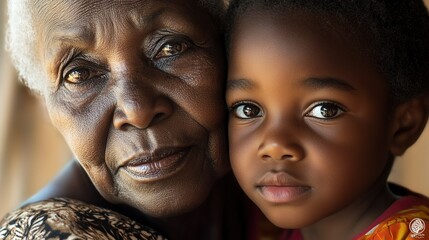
[
  {"xmin": 63, "ymin": 67, "xmax": 105, "ymax": 84},
  {"xmin": 304, "ymin": 101, "xmax": 347, "ymax": 120},
  {"xmin": 151, "ymin": 35, "xmax": 193, "ymax": 60},
  {"xmin": 60, "ymin": 33, "xmax": 196, "ymax": 92},
  {"xmin": 154, "ymin": 41, "xmax": 190, "ymax": 60},
  {"xmin": 229, "ymin": 101, "xmax": 347, "ymax": 120},
  {"xmin": 229, "ymin": 101, "xmax": 263, "ymax": 120},
  {"xmin": 61, "ymin": 56, "xmax": 108, "ymax": 91}
]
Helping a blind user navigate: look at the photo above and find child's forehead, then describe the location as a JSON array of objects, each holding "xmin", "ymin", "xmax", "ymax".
[
  {"xmin": 234, "ymin": 4, "xmax": 365, "ymax": 45},
  {"xmin": 234, "ymin": 9, "xmax": 359, "ymax": 57},
  {"xmin": 229, "ymin": 7, "xmax": 387, "ymax": 92}
]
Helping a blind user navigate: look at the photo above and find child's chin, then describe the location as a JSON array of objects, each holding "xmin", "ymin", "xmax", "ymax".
[{"xmin": 262, "ymin": 209, "xmax": 314, "ymax": 229}]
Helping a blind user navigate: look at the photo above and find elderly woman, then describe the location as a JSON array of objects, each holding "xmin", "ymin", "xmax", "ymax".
[{"xmin": 0, "ymin": 0, "xmax": 282, "ymax": 239}]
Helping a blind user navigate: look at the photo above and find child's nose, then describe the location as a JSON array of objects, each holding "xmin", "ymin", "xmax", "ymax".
[
  {"xmin": 258, "ymin": 142, "xmax": 304, "ymax": 162},
  {"xmin": 257, "ymin": 125, "xmax": 304, "ymax": 162}
]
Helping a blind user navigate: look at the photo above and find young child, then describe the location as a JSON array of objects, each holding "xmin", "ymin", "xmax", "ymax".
[{"xmin": 225, "ymin": 0, "xmax": 429, "ymax": 239}]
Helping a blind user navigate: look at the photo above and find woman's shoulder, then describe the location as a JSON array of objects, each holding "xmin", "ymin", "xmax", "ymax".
[{"xmin": 0, "ymin": 198, "xmax": 166, "ymax": 240}]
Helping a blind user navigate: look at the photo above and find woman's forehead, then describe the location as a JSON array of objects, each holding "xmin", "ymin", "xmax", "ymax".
[
  {"xmin": 31, "ymin": 0, "xmax": 216, "ymax": 52},
  {"xmin": 30, "ymin": 0, "xmax": 218, "ymax": 15},
  {"xmin": 31, "ymin": 0, "xmax": 205, "ymax": 23}
]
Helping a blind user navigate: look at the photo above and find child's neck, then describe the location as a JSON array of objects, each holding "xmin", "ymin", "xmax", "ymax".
[{"xmin": 300, "ymin": 183, "xmax": 396, "ymax": 240}]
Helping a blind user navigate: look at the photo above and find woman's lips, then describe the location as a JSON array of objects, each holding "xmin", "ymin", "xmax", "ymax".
[
  {"xmin": 120, "ymin": 147, "xmax": 191, "ymax": 182},
  {"xmin": 256, "ymin": 172, "xmax": 311, "ymax": 204}
]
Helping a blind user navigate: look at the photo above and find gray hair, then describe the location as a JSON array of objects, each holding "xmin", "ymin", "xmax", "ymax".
[
  {"xmin": 6, "ymin": 0, "xmax": 46, "ymax": 95},
  {"xmin": 6, "ymin": 0, "xmax": 227, "ymax": 96}
]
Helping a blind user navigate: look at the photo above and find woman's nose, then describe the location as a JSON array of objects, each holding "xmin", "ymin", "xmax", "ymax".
[
  {"xmin": 113, "ymin": 82, "xmax": 173, "ymax": 130},
  {"xmin": 257, "ymin": 126, "xmax": 304, "ymax": 162}
]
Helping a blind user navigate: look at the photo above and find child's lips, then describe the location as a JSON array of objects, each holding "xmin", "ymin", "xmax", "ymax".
[{"xmin": 256, "ymin": 172, "xmax": 311, "ymax": 203}]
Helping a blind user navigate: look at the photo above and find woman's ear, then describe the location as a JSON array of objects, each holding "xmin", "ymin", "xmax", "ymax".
[{"xmin": 389, "ymin": 96, "xmax": 428, "ymax": 156}]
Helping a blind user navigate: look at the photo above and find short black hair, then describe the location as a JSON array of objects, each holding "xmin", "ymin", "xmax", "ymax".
[{"xmin": 226, "ymin": 0, "xmax": 429, "ymax": 102}]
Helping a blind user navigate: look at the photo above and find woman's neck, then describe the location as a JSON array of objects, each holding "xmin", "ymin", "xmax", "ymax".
[
  {"xmin": 115, "ymin": 172, "xmax": 247, "ymax": 240},
  {"xmin": 153, "ymin": 194, "xmax": 223, "ymax": 239}
]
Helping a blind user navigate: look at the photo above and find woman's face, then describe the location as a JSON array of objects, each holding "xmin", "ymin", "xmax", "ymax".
[{"xmin": 34, "ymin": 0, "xmax": 229, "ymax": 217}]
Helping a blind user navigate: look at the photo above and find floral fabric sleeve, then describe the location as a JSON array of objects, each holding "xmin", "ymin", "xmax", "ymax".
[
  {"xmin": 357, "ymin": 205, "xmax": 429, "ymax": 240},
  {"xmin": 0, "ymin": 198, "xmax": 167, "ymax": 240}
]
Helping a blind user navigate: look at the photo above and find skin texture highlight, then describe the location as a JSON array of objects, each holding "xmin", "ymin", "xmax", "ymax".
[
  {"xmin": 227, "ymin": 8, "xmax": 428, "ymax": 240},
  {"xmin": 31, "ymin": 0, "xmax": 229, "ymax": 219}
]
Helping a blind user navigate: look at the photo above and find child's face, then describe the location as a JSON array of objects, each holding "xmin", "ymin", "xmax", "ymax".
[
  {"xmin": 227, "ymin": 9, "xmax": 395, "ymax": 228},
  {"xmin": 33, "ymin": 0, "xmax": 228, "ymax": 217}
]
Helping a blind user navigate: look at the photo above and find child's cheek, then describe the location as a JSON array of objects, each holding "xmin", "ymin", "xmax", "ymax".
[{"xmin": 229, "ymin": 122, "xmax": 259, "ymax": 178}]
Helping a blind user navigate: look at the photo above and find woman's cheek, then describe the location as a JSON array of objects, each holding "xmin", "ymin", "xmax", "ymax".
[{"xmin": 45, "ymin": 93, "xmax": 113, "ymax": 166}]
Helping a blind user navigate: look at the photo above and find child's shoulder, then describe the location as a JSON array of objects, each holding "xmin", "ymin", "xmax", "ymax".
[{"xmin": 356, "ymin": 183, "xmax": 429, "ymax": 240}]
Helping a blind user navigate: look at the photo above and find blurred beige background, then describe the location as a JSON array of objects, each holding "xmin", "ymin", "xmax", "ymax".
[
  {"xmin": 1, "ymin": 1, "xmax": 429, "ymax": 218},
  {"xmin": 0, "ymin": 1, "xmax": 73, "ymax": 218}
]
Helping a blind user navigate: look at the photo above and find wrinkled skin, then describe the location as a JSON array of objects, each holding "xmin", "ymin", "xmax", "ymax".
[
  {"xmin": 32, "ymin": 0, "xmax": 229, "ymax": 221},
  {"xmin": 227, "ymin": 8, "xmax": 427, "ymax": 240}
]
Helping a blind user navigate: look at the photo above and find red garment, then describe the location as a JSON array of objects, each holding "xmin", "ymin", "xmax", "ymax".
[
  {"xmin": 279, "ymin": 184, "xmax": 429, "ymax": 240},
  {"xmin": 353, "ymin": 195, "xmax": 429, "ymax": 239}
]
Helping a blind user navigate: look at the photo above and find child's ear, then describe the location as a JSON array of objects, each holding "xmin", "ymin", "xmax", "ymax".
[{"xmin": 389, "ymin": 96, "xmax": 428, "ymax": 156}]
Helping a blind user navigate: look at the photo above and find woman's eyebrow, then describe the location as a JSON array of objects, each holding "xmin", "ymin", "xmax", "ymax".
[
  {"xmin": 46, "ymin": 27, "xmax": 94, "ymax": 50},
  {"xmin": 130, "ymin": 8, "xmax": 167, "ymax": 30},
  {"xmin": 45, "ymin": 7, "xmax": 168, "ymax": 48},
  {"xmin": 226, "ymin": 78, "xmax": 255, "ymax": 91},
  {"xmin": 301, "ymin": 77, "xmax": 356, "ymax": 91}
]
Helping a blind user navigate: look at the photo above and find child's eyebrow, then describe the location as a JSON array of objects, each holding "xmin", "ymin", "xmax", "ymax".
[
  {"xmin": 226, "ymin": 78, "xmax": 255, "ymax": 91},
  {"xmin": 227, "ymin": 77, "xmax": 355, "ymax": 92},
  {"xmin": 301, "ymin": 77, "xmax": 356, "ymax": 91}
]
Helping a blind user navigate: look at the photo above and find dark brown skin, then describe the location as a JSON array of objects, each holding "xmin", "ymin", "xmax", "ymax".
[
  {"xmin": 226, "ymin": 9, "xmax": 428, "ymax": 240},
  {"xmin": 27, "ymin": 0, "xmax": 236, "ymax": 238}
]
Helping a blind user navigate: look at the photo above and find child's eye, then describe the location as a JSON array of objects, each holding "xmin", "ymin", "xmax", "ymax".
[
  {"xmin": 155, "ymin": 41, "xmax": 189, "ymax": 59},
  {"xmin": 231, "ymin": 102, "xmax": 263, "ymax": 119},
  {"xmin": 305, "ymin": 102, "xmax": 345, "ymax": 119}
]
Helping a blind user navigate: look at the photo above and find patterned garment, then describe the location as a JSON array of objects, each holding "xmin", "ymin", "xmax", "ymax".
[
  {"xmin": 0, "ymin": 198, "xmax": 166, "ymax": 240},
  {"xmin": 355, "ymin": 197, "xmax": 429, "ymax": 240}
]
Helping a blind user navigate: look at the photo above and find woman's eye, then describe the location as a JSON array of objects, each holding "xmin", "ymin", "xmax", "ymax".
[
  {"xmin": 65, "ymin": 68, "xmax": 90, "ymax": 84},
  {"xmin": 232, "ymin": 103, "xmax": 263, "ymax": 119},
  {"xmin": 155, "ymin": 41, "xmax": 189, "ymax": 59},
  {"xmin": 306, "ymin": 102, "xmax": 345, "ymax": 119}
]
